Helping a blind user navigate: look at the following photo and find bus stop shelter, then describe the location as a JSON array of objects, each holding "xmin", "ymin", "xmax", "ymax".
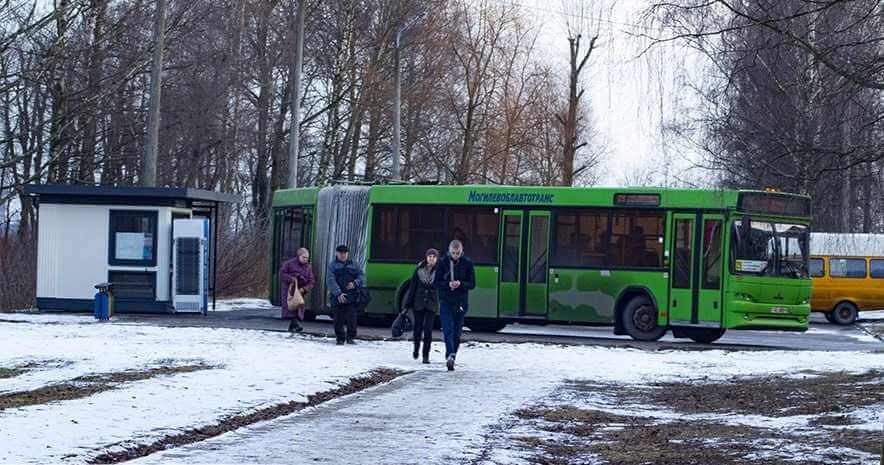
[{"xmin": 23, "ymin": 184, "xmax": 239, "ymax": 314}]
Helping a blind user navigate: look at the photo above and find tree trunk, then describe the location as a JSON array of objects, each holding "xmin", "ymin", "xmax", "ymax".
[{"xmin": 79, "ymin": 0, "xmax": 107, "ymax": 184}]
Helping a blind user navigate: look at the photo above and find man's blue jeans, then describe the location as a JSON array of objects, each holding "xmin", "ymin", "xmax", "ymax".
[{"xmin": 439, "ymin": 301, "xmax": 467, "ymax": 358}]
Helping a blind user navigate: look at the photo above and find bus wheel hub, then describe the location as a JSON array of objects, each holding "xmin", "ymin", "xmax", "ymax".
[{"xmin": 634, "ymin": 305, "xmax": 657, "ymax": 331}]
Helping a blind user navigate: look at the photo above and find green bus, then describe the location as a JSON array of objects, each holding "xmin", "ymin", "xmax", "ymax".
[{"xmin": 269, "ymin": 185, "xmax": 812, "ymax": 343}]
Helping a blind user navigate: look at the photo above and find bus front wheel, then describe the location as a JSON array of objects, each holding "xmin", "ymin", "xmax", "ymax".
[
  {"xmin": 831, "ymin": 302, "xmax": 858, "ymax": 325},
  {"xmin": 622, "ymin": 295, "xmax": 666, "ymax": 342},
  {"xmin": 683, "ymin": 328, "xmax": 726, "ymax": 344}
]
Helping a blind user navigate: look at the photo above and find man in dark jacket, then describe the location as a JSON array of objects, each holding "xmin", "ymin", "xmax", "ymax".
[
  {"xmin": 327, "ymin": 244, "xmax": 365, "ymax": 345},
  {"xmin": 433, "ymin": 239, "xmax": 475, "ymax": 371}
]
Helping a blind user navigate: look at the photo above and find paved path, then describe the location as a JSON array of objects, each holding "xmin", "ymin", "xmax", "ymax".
[
  {"xmin": 134, "ymin": 362, "xmax": 554, "ymax": 465},
  {"xmin": 111, "ymin": 307, "xmax": 884, "ymax": 352}
]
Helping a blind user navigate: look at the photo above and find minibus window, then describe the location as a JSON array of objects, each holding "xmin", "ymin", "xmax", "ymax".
[
  {"xmin": 870, "ymin": 259, "xmax": 884, "ymax": 279},
  {"xmin": 829, "ymin": 258, "xmax": 867, "ymax": 278},
  {"xmin": 809, "ymin": 258, "xmax": 824, "ymax": 278}
]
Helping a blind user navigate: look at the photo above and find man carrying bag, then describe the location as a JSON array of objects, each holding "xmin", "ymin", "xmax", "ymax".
[{"xmin": 326, "ymin": 244, "xmax": 366, "ymax": 345}]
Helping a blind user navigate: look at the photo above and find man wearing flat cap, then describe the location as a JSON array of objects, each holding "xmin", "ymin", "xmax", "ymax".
[{"xmin": 326, "ymin": 244, "xmax": 365, "ymax": 345}]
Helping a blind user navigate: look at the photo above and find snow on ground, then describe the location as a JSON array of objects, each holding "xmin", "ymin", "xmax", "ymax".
[
  {"xmin": 1, "ymin": 313, "xmax": 883, "ymax": 464},
  {"xmin": 805, "ymin": 325, "xmax": 882, "ymax": 343},
  {"xmin": 210, "ymin": 298, "xmax": 275, "ymax": 312},
  {"xmin": 859, "ymin": 310, "xmax": 884, "ymax": 320}
]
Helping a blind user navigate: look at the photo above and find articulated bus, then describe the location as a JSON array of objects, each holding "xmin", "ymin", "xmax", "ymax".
[
  {"xmin": 269, "ymin": 185, "xmax": 812, "ymax": 343},
  {"xmin": 809, "ymin": 233, "xmax": 884, "ymax": 325}
]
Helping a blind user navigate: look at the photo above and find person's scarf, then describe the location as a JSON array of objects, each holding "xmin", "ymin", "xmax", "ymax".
[{"xmin": 417, "ymin": 264, "xmax": 435, "ymax": 287}]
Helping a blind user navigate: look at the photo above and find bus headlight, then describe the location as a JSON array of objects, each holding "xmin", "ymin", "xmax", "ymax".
[{"xmin": 734, "ymin": 292, "xmax": 755, "ymax": 302}]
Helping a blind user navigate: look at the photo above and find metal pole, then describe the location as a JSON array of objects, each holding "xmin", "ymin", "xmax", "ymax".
[
  {"xmin": 212, "ymin": 205, "xmax": 218, "ymax": 312},
  {"xmin": 143, "ymin": 0, "xmax": 166, "ymax": 188},
  {"xmin": 392, "ymin": 32, "xmax": 402, "ymax": 180},
  {"xmin": 287, "ymin": 0, "xmax": 307, "ymax": 188}
]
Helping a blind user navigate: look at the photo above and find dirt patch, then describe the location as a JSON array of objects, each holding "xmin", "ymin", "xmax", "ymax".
[
  {"xmin": 0, "ymin": 363, "xmax": 214, "ymax": 411},
  {"xmin": 493, "ymin": 371, "xmax": 884, "ymax": 465},
  {"xmin": 87, "ymin": 368, "xmax": 406, "ymax": 464},
  {"xmin": 0, "ymin": 360, "xmax": 65, "ymax": 379},
  {"xmin": 513, "ymin": 406, "xmax": 872, "ymax": 465},
  {"xmin": 859, "ymin": 322, "xmax": 884, "ymax": 341},
  {"xmin": 646, "ymin": 370, "xmax": 884, "ymax": 417}
]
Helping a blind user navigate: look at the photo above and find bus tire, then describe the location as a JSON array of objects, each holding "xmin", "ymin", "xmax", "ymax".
[
  {"xmin": 823, "ymin": 311, "xmax": 835, "ymax": 324},
  {"xmin": 622, "ymin": 295, "xmax": 666, "ymax": 341},
  {"xmin": 683, "ymin": 328, "xmax": 726, "ymax": 344},
  {"xmin": 831, "ymin": 302, "xmax": 858, "ymax": 325},
  {"xmin": 466, "ymin": 318, "xmax": 507, "ymax": 333}
]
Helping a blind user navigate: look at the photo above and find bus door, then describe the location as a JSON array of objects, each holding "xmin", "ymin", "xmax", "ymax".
[
  {"xmin": 498, "ymin": 210, "xmax": 551, "ymax": 317},
  {"xmin": 697, "ymin": 214, "xmax": 724, "ymax": 325},
  {"xmin": 669, "ymin": 213, "xmax": 696, "ymax": 324}
]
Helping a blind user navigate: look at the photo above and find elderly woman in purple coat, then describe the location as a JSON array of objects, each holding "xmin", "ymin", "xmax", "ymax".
[{"xmin": 280, "ymin": 247, "xmax": 314, "ymax": 333}]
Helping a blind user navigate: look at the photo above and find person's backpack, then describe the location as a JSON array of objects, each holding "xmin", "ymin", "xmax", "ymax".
[{"xmin": 391, "ymin": 310, "xmax": 413, "ymax": 338}]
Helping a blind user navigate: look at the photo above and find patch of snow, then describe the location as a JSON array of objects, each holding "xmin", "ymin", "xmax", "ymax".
[
  {"xmin": 805, "ymin": 325, "xmax": 881, "ymax": 343},
  {"xmin": 859, "ymin": 309, "xmax": 884, "ymax": 321},
  {"xmin": 209, "ymin": 298, "xmax": 275, "ymax": 312}
]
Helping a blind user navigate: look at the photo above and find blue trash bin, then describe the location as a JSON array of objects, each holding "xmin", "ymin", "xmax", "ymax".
[{"xmin": 94, "ymin": 282, "xmax": 114, "ymax": 321}]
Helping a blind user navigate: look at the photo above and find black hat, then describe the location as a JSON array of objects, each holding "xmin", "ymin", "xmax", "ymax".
[
  {"xmin": 335, "ymin": 245, "xmax": 349, "ymax": 253},
  {"xmin": 425, "ymin": 248, "xmax": 439, "ymax": 257}
]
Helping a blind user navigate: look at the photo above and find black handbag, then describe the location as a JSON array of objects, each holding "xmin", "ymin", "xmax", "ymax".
[{"xmin": 391, "ymin": 311, "xmax": 413, "ymax": 338}]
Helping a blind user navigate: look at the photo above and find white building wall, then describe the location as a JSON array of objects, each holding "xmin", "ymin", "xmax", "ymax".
[{"xmin": 36, "ymin": 204, "xmax": 176, "ymax": 301}]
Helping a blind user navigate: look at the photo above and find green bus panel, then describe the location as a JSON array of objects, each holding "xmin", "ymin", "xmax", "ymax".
[
  {"xmin": 364, "ymin": 262, "xmax": 414, "ymax": 314},
  {"xmin": 362, "ymin": 262, "xmax": 498, "ymax": 317},
  {"xmin": 548, "ymin": 269, "xmax": 668, "ymax": 324},
  {"xmin": 470, "ymin": 266, "xmax": 499, "ymax": 318}
]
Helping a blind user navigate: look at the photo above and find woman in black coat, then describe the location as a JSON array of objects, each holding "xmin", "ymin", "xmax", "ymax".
[{"xmin": 401, "ymin": 248, "xmax": 439, "ymax": 364}]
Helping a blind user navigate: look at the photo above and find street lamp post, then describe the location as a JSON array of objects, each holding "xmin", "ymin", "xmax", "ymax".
[{"xmin": 392, "ymin": 13, "xmax": 424, "ymax": 181}]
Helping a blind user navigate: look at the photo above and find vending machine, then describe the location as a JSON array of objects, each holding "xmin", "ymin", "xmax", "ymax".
[{"xmin": 172, "ymin": 218, "xmax": 209, "ymax": 314}]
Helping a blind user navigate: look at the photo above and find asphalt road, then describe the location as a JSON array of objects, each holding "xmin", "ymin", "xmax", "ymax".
[{"xmin": 113, "ymin": 308, "xmax": 884, "ymax": 352}]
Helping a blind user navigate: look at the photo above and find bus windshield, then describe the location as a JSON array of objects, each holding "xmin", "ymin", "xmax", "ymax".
[{"xmin": 731, "ymin": 220, "xmax": 809, "ymax": 278}]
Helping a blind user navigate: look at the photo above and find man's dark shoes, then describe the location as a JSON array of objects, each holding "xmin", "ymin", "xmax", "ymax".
[
  {"xmin": 413, "ymin": 347, "xmax": 419, "ymax": 360},
  {"xmin": 289, "ymin": 321, "xmax": 303, "ymax": 333},
  {"xmin": 422, "ymin": 355, "xmax": 430, "ymax": 364},
  {"xmin": 336, "ymin": 340, "xmax": 345, "ymax": 345},
  {"xmin": 346, "ymin": 338, "xmax": 356, "ymax": 345},
  {"xmin": 446, "ymin": 355, "xmax": 455, "ymax": 371}
]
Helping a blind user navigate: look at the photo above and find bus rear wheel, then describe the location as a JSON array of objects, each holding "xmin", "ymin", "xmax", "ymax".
[
  {"xmin": 831, "ymin": 302, "xmax": 858, "ymax": 325},
  {"xmin": 466, "ymin": 318, "xmax": 507, "ymax": 333},
  {"xmin": 683, "ymin": 327, "xmax": 726, "ymax": 344},
  {"xmin": 622, "ymin": 295, "xmax": 666, "ymax": 341}
]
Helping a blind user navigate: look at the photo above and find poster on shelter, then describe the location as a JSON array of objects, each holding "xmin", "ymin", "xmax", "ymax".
[{"xmin": 116, "ymin": 232, "xmax": 152, "ymax": 260}]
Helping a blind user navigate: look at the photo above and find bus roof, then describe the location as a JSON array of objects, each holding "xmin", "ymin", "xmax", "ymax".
[
  {"xmin": 810, "ymin": 233, "xmax": 884, "ymax": 257},
  {"xmin": 273, "ymin": 185, "xmax": 810, "ymax": 217}
]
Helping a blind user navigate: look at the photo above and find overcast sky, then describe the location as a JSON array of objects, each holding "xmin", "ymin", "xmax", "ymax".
[{"xmin": 518, "ymin": 0, "xmax": 703, "ymax": 187}]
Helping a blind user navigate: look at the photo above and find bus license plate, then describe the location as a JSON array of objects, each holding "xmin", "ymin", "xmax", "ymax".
[{"xmin": 770, "ymin": 307, "xmax": 789, "ymax": 314}]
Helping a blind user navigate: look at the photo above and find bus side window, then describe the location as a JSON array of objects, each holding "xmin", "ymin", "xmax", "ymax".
[
  {"xmin": 673, "ymin": 219, "xmax": 692, "ymax": 288},
  {"xmin": 809, "ymin": 258, "xmax": 825, "ymax": 278},
  {"xmin": 702, "ymin": 220, "xmax": 722, "ymax": 289},
  {"xmin": 870, "ymin": 259, "xmax": 884, "ymax": 279}
]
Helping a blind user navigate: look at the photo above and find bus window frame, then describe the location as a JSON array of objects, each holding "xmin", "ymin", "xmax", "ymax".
[
  {"xmin": 368, "ymin": 204, "xmax": 501, "ymax": 266},
  {"xmin": 549, "ymin": 207, "xmax": 668, "ymax": 271}
]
